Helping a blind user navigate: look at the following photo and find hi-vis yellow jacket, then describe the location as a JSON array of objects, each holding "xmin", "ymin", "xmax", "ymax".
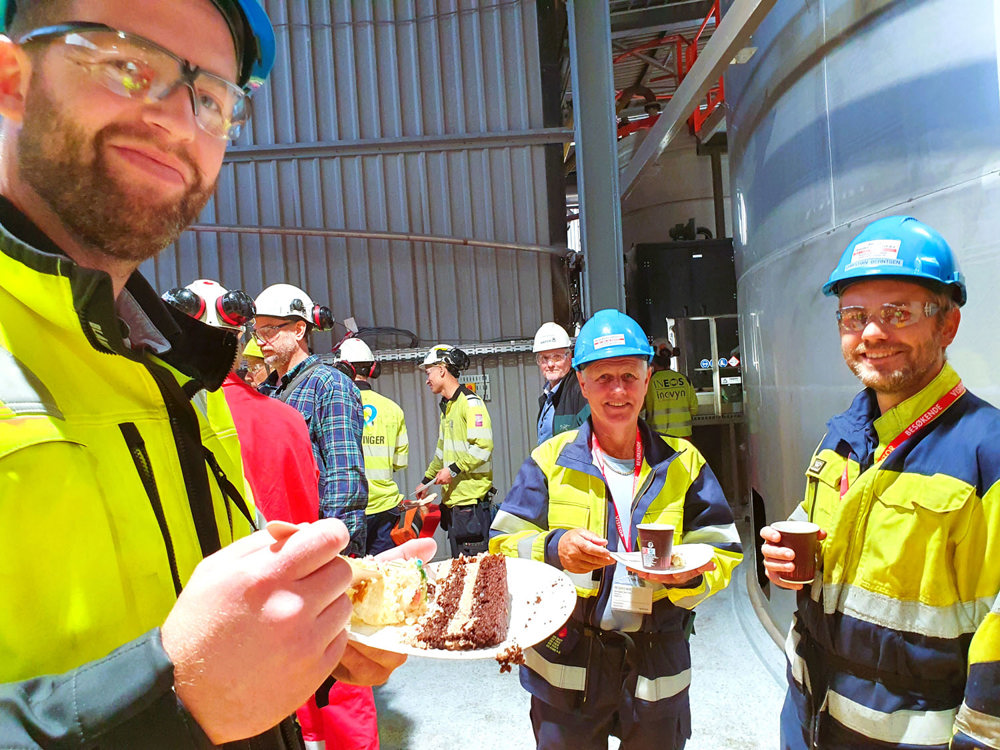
[
  {"xmin": 490, "ymin": 420, "xmax": 741, "ymax": 717},
  {"xmin": 356, "ymin": 382, "xmax": 408, "ymax": 515},
  {"xmin": 0, "ymin": 225, "xmax": 255, "ymax": 691},
  {"xmin": 783, "ymin": 364, "xmax": 1000, "ymax": 750},
  {"xmin": 423, "ymin": 385, "xmax": 493, "ymax": 507},
  {"xmin": 642, "ymin": 369, "xmax": 698, "ymax": 437}
]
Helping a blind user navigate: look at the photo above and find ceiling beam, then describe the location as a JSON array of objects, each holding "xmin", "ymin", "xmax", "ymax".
[
  {"xmin": 620, "ymin": 0, "xmax": 778, "ymax": 197},
  {"xmin": 610, "ymin": 0, "xmax": 715, "ymax": 37}
]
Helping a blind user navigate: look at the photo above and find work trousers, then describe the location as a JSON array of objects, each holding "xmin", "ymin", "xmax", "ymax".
[{"xmin": 530, "ymin": 697, "xmax": 687, "ymax": 750}]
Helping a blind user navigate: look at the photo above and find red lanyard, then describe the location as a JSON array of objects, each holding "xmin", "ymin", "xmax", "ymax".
[
  {"xmin": 591, "ymin": 428, "xmax": 643, "ymax": 552},
  {"xmin": 840, "ymin": 381, "xmax": 965, "ymax": 497}
]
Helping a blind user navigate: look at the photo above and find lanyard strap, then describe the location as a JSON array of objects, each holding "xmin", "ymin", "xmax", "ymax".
[
  {"xmin": 592, "ymin": 428, "xmax": 643, "ymax": 552},
  {"xmin": 840, "ymin": 381, "xmax": 966, "ymax": 497}
]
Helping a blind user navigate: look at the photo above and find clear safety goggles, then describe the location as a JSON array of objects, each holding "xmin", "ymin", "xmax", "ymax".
[
  {"xmin": 18, "ymin": 23, "xmax": 251, "ymax": 140},
  {"xmin": 836, "ymin": 300, "xmax": 940, "ymax": 333},
  {"xmin": 535, "ymin": 351, "xmax": 570, "ymax": 366}
]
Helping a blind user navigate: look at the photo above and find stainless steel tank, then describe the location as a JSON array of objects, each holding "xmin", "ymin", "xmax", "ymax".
[{"xmin": 725, "ymin": 0, "xmax": 1000, "ymax": 632}]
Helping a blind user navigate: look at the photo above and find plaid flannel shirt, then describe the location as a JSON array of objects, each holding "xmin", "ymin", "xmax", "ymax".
[{"xmin": 270, "ymin": 355, "xmax": 367, "ymax": 555}]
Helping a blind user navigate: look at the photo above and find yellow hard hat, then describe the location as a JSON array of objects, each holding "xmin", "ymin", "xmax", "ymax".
[{"xmin": 243, "ymin": 338, "xmax": 264, "ymax": 359}]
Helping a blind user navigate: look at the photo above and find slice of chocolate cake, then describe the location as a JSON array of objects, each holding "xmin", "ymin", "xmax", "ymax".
[{"xmin": 413, "ymin": 553, "xmax": 510, "ymax": 650}]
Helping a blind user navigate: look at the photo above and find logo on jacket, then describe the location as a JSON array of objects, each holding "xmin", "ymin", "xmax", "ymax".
[
  {"xmin": 364, "ymin": 404, "xmax": 377, "ymax": 426},
  {"xmin": 475, "ymin": 414, "xmax": 483, "ymax": 427}
]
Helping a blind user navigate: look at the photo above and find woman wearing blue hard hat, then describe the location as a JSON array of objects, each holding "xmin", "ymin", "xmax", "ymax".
[{"xmin": 492, "ymin": 309, "xmax": 743, "ymax": 750}]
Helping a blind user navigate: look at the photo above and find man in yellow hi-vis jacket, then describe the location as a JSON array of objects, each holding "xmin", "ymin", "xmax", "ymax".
[
  {"xmin": 491, "ymin": 310, "xmax": 742, "ymax": 750},
  {"xmin": 416, "ymin": 345, "xmax": 494, "ymax": 557},
  {"xmin": 761, "ymin": 216, "xmax": 1000, "ymax": 750},
  {"xmin": 335, "ymin": 338, "xmax": 409, "ymax": 555}
]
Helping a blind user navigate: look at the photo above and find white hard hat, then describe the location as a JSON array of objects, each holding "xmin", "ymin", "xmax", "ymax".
[
  {"xmin": 254, "ymin": 283, "xmax": 315, "ymax": 320},
  {"xmin": 254, "ymin": 283, "xmax": 335, "ymax": 330},
  {"xmin": 337, "ymin": 338, "xmax": 376, "ymax": 364},
  {"xmin": 532, "ymin": 322, "xmax": 572, "ymax": 353},
  {"xmin": 419, "ymin": 344, "xmax": 469, "ymax": 372},
  {"xmin": 162, "ymin": 279, "xmax": 255, "ymax": 330}
]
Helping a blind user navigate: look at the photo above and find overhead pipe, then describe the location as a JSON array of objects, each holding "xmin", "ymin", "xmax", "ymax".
[{"xmin": 186, "ymin": 224, "xmax": 569, "ymax": 258}]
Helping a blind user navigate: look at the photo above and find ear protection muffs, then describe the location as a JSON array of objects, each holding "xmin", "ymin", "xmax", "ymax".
[
  {"xmin": 162, "ymin": 287, "xmax": 206, "ymax": 320},
  {"xmin": 312, "ymin": 305, "xmax": 334, "ymax": 331},
  {"xmin": 334, "ymin": 360, "xmax": 357, "ymax": 379},
  {"xmin": 216, "ymin": 290, "xmax": 256, "ymax": 327},
  {"xmin": 365, "ymin": 361, "xmax": 382, "ymax": 379},
  {"xmin": 287, "ymin": 297, "xmax": 334, "ymax": 331}
]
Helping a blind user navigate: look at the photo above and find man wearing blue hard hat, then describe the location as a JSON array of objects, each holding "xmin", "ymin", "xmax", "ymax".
[
  {"xmin": 492, "ymin": 309, "xmax": 743, "ymax": 750},
  {"xmin": 760, "ymin": 216, "xmax": 1000, "ymax": 749},
  {"xmin": 0, "ymin": 1, "xmax": 421, "ymax": 747}
]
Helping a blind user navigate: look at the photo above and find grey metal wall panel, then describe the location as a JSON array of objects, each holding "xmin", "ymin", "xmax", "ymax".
[
  {"xmin": 145, "ymin": 0, "xmax": 555, "ymax": 346},
  {"xmin": 727, "ymin": 0, "xmax": 1000, "ymax": 632}
]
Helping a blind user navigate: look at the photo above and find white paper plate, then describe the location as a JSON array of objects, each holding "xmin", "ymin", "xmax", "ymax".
[
  {"xmin": 608, "ymin": 543, "xmax": 715, "ymax": 575},
  {"xmin": 347, "ymin": 557, "xmax": 577, "ymax": 660}
]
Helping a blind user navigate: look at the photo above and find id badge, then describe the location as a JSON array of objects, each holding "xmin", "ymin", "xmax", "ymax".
[{"xmin": 611, "ymin": 574, "xmax": 653, "ymax": 614}]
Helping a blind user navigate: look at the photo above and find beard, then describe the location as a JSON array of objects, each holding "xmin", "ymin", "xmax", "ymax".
[
  {"xmin": 17, "ymin": 78, "xmax": 217, "ymax": 264},
  {"xmin": 843, "ymin": 328, "xmax": 946, "ymax": 398}
]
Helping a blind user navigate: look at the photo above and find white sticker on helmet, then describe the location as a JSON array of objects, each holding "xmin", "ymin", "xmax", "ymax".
[
  {"xmin": 593, "ymin": 333, "xmax": 627, "ymax": 349},
  {"xmin": 845, "ymin": 239, "xmax": 903, "ymax": 271}
]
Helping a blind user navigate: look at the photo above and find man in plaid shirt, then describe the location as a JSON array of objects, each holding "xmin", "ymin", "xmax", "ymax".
[{"xmin": 254, "ymin": 284, "xmax": 367, "ymax": 556}]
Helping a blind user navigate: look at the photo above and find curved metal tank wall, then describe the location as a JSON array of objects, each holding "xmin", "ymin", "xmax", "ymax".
[{"xmin": 725, "ymin": 0, "xmax": 1000, "ymax": 633}]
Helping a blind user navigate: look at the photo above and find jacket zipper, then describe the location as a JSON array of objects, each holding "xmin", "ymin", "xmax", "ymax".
[{"xmin": 119, "ymin": 422, "xmax": 183, "ymax": 596}]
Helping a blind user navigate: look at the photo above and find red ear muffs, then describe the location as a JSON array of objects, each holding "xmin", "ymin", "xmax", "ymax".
[
  {"xmin": 334, "ymin": 361, "xmax": 357, "ymax": 379},
  {"xmin": 162, "ymin": 287, "xmax": 206, "ymax": 320},
  {"xmin": 216, "ymin": 290, "xmax": 256, "ymax": 327},
  {"xmin": 312, "ymin": 305, "xmax": 335, "ymax": 331},
  {"xmin": 368, "ymin": 361, "xmax": 382, "ymax": 379}
]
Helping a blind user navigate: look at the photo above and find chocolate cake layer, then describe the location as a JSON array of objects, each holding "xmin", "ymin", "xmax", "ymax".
[{"xmin": 414, "ymin": 553, "xmax": 509, "ymax": 650}]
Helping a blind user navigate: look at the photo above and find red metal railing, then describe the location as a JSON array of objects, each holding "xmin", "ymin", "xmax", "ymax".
[{"xmin": 613, "ymin": 0, "xmax": 724, "ymax": 138}]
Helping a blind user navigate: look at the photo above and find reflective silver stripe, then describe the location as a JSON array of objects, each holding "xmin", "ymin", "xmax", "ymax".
[
  {"xmin": 363, "ymin": 443, "xmax": 394, "ymax": 459},
  {"xmin": 682, "ymin": 523, "xmax": 740, "ymax": 545},
  {"xmin": 826, "ymin": 690, "xmax": 955, "ymax": 745},
  {"xmin": 785, "ymin": 625, "xmax": 808, "ymax": 688},
  {"xmin": 492, "ymin": 509, "xmax": 543, "ymax": 535},
  {"xmin": 955, "ymin": 704, "xmax": 1000, "ymax": 748},
  {"xmin": 466, "ymin": 426, "xmax": 492, "ymax": 439},
  {"xmin": 467, "ymin": 444, "xmax": 492, "ymax": 462},
  {"xmin": 635, "ymin": 668, "xmax": 691, "ymax": 701},
  {"xmin": 0, "ymin": 346, "xmax": 63, "ymax": 418},
  {"xmin": 518, "ymin": 536, "xmax": 536, "ymax": 559},
  {"xmin": 365, "ymin": 467, "xmax": 394, "ymax": 481},
  {"xmin": 669, "ymin": 578, "xmax": 713, "ymax": 608},
  {"xmin": 825, "ymin": 581, "xmax": 989, "ymax": 639},
  {"xmin": 524, "ymin": 647, "xmax": 586, "ymax": 691}
]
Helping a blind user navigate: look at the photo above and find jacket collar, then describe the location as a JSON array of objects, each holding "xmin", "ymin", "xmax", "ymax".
[
  {"xmin": 355, "ymin": 380, "xmax": 372, "ymax": 391},
  {"xmin": 439, "ymin": 383, "xmax": 473, "ymax": 413},
  {"xmin": 555, "ymin": 417, "xmax": 680, "ymax": 478},
  {"xmin": 0, "ymin": 195, "xmax": 236, "ymax": 391},
  {"xmin": 825, "ymin": 362, "xmax": 962, "ymax": 461}
]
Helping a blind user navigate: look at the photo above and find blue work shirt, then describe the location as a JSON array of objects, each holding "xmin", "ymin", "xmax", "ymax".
[{"xmin": 536, "ymin": 379, "xmax": 562, "ymax": 445}]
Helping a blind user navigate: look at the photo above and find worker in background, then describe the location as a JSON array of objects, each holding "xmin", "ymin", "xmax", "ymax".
[
  {"xmin": 162, "ymin": 279, "xmax": 320, "ymax": 526},
  {"xmin": 253, "ymin": 283, "xmax": 368, "ymax": 556},
  {"xmin": 533, "ymin": 321, "xmax": 589, "ymax": 445},
  {"xmin": 415, "ymin": 345, "xmax": 494, "ymax": 557},
  {"xmin": 240, "ymin": 336, "xmax": 272, "ymax": 387},
  {"xmin": 0, "ymin": 1, "xmax": 406, "ymax": 745},
  {"xmin": 760, "ymin": 216, "xmax": 1000, "ymax": 749},
  {"xmin": 491, "ymin": 309, "xmax": 742, "ymax": 750},
  {"xmin": 642, "ymin": 345, "xmax": 699, "ymax": 438},
  {"xmin": 335, "ymin": 338, "xmax": 410, "ymax": 556}
]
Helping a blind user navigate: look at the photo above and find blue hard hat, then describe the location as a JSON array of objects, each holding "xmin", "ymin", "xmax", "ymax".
[
  {"xmin": 823, "ymin": 216, "xmax": 967, "ymax": 306},
  {"xmin": 572, "ymin": 309, "xmax": 654, "ymax": 370},
  {"xmin": 0, "ymin": 0, "xmax": 275, "ymax": 91}
]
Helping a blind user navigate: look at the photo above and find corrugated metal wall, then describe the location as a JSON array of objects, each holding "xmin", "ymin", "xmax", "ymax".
[{"xmin": 140, "ymin": 0, "xmax": 559, "ymax": 503}]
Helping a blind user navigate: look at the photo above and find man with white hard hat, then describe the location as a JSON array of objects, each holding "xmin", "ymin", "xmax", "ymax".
[
  {"xmin": 533, "ymin": 322, "xmax": 589, "ymax": 445},
  {"xmin": 254, "ymin": 283, "xmax": 367, "ymax": 556},
  {"xmin": 334, "ymin": 337, "xmax": 409, "ymax": 556},
  {"xmin": 416, "ymin": 345, "xmax": 494, "ymax": 557}
]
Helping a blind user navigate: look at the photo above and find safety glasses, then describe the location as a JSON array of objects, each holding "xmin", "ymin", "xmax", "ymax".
[
  {"xmin": 17, "ymin": 23, "xmax": 251, "ymax": 140},
  {"xmin": 251, "ymin": 321, "xmax": 296, "ymax": 343},
  {"xmin": 836, "ymin": 301, "xmax": 940, "ymax": 333}
]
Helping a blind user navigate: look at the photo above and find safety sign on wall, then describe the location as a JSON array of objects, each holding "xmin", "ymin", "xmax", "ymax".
[{"xmin": 459, "ymin": 374, "xmax": 492, "ymax": 401}]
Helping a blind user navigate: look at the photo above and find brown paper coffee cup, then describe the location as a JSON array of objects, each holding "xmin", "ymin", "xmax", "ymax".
[
  {"xmin": 773, "ymin": 520, "xmax": 819, "ymax": 583},
  {"xmin": 637, "ymin": 523, "xmax": 675, "ymax": 571}
]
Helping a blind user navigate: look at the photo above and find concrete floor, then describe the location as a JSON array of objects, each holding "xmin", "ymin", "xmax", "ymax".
[{"xmin": 374, "ymin": 551, "xmax": 786, "ymax": 750}]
